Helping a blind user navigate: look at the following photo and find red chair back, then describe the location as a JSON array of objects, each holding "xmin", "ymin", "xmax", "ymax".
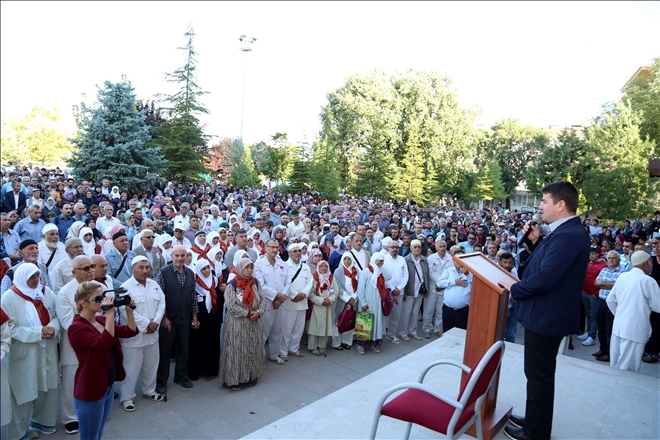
[{"xmin": 457, "ymin": 341, "xmax": 504, "ymax": 408}]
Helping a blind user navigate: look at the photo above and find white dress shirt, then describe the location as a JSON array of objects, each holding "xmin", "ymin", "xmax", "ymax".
[{"xmin": 119, "ymin": 276, "xmax": 166, "ymax": 347}]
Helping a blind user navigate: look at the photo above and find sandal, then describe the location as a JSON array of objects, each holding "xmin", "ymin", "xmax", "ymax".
[
  {"xmin": 341, "ymin": 343, "xmax": 352, "ymax": 350},
  {"xmin": 143, "ymin": 392, "xmax": 164, "ymax": 402},
  {"xmin": 122, "ymin": 399, "xmax": 136, "ymax": 412},
  {"xmin": 332, "ymin": 345, "xmax": 343, "ymax": 351}
]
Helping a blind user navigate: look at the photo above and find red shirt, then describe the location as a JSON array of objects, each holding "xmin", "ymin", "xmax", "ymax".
[
  {"xmin": 68, "ymin": 315, "xmax": 138, "ymax": 401},
  {"xmin": 583, "ymin": 259, "xmax": 607, "ymax": 296}
]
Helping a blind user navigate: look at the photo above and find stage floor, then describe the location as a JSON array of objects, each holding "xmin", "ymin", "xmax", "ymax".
[{"xmin": 243, "ymin": 329, "xmax": 659, "ymax": 440}]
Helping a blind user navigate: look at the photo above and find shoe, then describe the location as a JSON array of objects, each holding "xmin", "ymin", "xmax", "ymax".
[
  {"xmin": 174, "ymin": 378, "xmax": 193, "ymax": 388},
  {"xmin": 143, "ymin": 392, "xmax": 164, "ymax": 402},
  {"xmin": 280, "ymin": 355, "xmax": 289, "ymax": 362},
  {"xmin": 424, "ymin": 331, "xmax": 431, "ymax": 339},
  {"xmin": 582, "ymin": 336, "xmax": 595, "ymax": 346},
  {"xmin": 596, "ymin": 354, "xmax": 610, "ymax": 362},
  {"xmin": 642, "ymin": 353, "xmax": 659, "ymax": 363},
  {"xmin": 332, "ymin": 345, "xmax": 344, "ymax": 350},
  {"xmin": 400, "ymin": 334, "xmax": 410, "ymax": 341},
  {"xmin": 246, "ymin": 377, "xmax": 258, "ymax": 387},
  {"xmin": 114, "ymin": 392, "xmax": 119, "ymax": 399},
  {"xmin": 64, "ymin": 422, "xmax": 79, "ymax": 435},
  {"xmin": 592, "ymin": 350, "xmax": 604, "ymax": 357},
  {"xmin": 311, "ymin": 349, "xmax": 322, "ymax": 356},
  {"xmin": 576, "ymin": 332, "xmax": 589, "ymax": 340},
  {"xmin": 30, "ymin": 422, "xmax": 56, "ymax": 435},
  {"xmin": 386, "ymin": 335, "xmax": 400, "ymax": 344},
  {"xmin": 28, "ymin": 431, "xmax": 40, "ymax": 439},
  {"xmin": 508, "ymin": 414, "xmax": 525, "ymax": 428},
  {"xmin": 652, "ymin": 353, "xmax": 660, "ymax": 360},
  {"xmin": 411, "ymin": 334, "xmax": 422, "ymax": 341},
  {"xmin": 122, "ymin": 399, "xmax": 136, "ymax": 412},
  {"xmin": 155, "ymin": 385, "xmax": 165, "ymax": 394},
  {"xmin": 269, "ymin": 357, "xmax": 286, "ymax": 365},
  {"xmin": 222, "ymin": 383, "xmax": 242, "ymax": 391},
  {"xmin": 357, "ymin": 346, "xmax": 365, "ymax": 355},
  {"xmin": 341, "ymin": 343, "xmax": 352, "ymax": 350},
  {"xmin": 434, "ymin": 331, "xmax": 443, "ymax": 338},
  {"xmin": 504, "ymin": 425, "xmax": 531, "ymax": 440},
  {"xmin": 370, "ymin": 344, "xmax": 381, "ymax": 353},
  {"xmin": 568, "ymin": 341, "xmax": 574, "ymax": 350},
  {"xmin": 289, "ymin": 351, "xmax": 303, "ymax": 357}
]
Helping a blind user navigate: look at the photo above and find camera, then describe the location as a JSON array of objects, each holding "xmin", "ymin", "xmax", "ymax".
[{"xmin": 101, "ymin": 287, "xmax": 135, "ymax": 310}]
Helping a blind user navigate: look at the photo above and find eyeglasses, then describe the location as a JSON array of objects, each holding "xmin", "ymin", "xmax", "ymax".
[
  {"xmin": 86, "ymin": 294, "xmax": 104, "ymax": 303},
  {"xmin": 74, "ymin": 264, "xmax": 97, "ymax": 272}
]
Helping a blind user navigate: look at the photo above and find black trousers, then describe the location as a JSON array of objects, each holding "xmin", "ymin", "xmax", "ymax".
[
  {"xmin": 442, "ymin": 304, "xmax": 469, "ymax": 332},
  {"xmin": 157, "ymin": 321, "xmax": 190, "ymax": 388},
  {"xmin": 596, "ymin": 298, "xmax": 614, "ymax": 355},
  {"xmin": 523, "ymin": 328, "xmax": 563, "ymax": 440},
  {"xmin": 645, "ymin": 311, "xmax": 660, "ymax": 355}
]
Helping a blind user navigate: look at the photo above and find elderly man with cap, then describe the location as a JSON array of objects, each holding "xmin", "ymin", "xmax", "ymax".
[
  {"xmin": 105, "ymin": 230, "xmax": 136, "ymax": 289},
  {"xmin": 37, "ymin": 223, "xmax": 67, "ymax": 273},
  {"xmin": 13, "ymin": 204, "xmax": 46, "ymax": 243},
  {"xmin": 133, "ymin": 229, "xmax": 166, "ymax": 279},
  {"xmin": 606, "ymin": 251, "xmax": 660, "ymax": 372},
  {"xmin": 55, "ymin": 255, "xmax": 95, "ymax": 435},
  {"xmin": 0, "ymin": 240, "xmax": 50, "ymax": 295},
  {"xmin": 118, "ymin": 255, "xmax": 166, "ymax": 412},
  {"xmin": 382, "ymin": 236, "xmax": 409, "ymax": 343},
  {"xmin": 50, "ymin": 238, "xmax": 85, "ymax": 295},
  {"xmin": 173, "ymin": 203, "xmax": 191, "ymax": 230},
  {"xmin": 281, "ymin": 242, "xmax": 313, "ymax": 359},
  {"xmin": 155, "ymin": 245, "xmax": 198, "ymax": 392},
  {"xmin": 171, "ymin": 222, "xmax": 192, "ymax": 249},
  {"xmin": 400, "ymin": 239, "xmax": 431, "ymax": 341}
]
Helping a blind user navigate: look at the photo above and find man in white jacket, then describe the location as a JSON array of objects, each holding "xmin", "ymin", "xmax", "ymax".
[
  {"xmin": 607, "ymin": 251, "xmax": 660, "ymax": 372},
  {"xmin": 119, "ymin": 256, "xmax": 166, "ymax": 412},
  {"xmin": 281, "ymin": 243, "xmax": 313, "ymax": 359}
]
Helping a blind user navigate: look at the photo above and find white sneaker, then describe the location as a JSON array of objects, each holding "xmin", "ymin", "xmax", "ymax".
[
  {"xmin": 576, "ymin": 332, "xmax": 589, "ymax": 340},
  {"xmin": 582, "ymin": 336, "xmax": 595, "ymax": 346}
]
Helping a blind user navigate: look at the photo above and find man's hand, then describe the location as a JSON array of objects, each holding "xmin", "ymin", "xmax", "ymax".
[
  {"xmin": 276, "ymin": 293, "xmax": 287, "ymax": 303},
  {"xmin": 161, "ymin": 316, "xmax": 172, "ymax": 332},
  {"xmin": 455, "ymin": 278, "xmax": 468, "ymax": 287},
  {"xmin": 521, "ymin": 221, "xmax": 540, "ymax": 245},
  {"xmin": 322, "ymin": 298, "xmax": 330, "ymax": 306},
  {"xmin": 41, "ymin": 325, "xmax": 55, "ymax": 339},
  {"xmin": 348, "ymin": 297, "xmax": 356, "ymax": 306},
  {"xmin": 293, "ymin": 292, "xmax": 306, "ymax": 302},
  {"xmin": 361, "ymin": 305, "xmax": 369, "ymax": 312},
  {"xmin": 498, "ymin": 279, "xmax": 517, "ymax": 292},
  {"xmin": 146, "ymin": 320, "xmax": 159, "ymax": 334},
  {"xmin": 273, "ymin": 299, "xmax": 281, "ymax": 310},
  {"xmin": 392, "ymin": 288, "xmax": 400, "ymax": 297}
]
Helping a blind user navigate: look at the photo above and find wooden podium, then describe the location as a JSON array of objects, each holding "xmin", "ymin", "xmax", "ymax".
[{"xmin": 453, "ymin": 252, "xmax": 519, "ymax": 440}]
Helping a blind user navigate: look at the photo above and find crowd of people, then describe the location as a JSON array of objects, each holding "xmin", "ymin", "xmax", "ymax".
[{"xmin": 0, "ymin": 162, "xmax": 659, "ymax": 439}]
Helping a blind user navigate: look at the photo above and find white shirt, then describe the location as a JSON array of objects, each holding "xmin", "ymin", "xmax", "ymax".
[
  {"xmin": 37, "ymin": 241, "xmax": 67, "ymax": 270},
  {"xmin": 172, "ymin": 236, "xmax": 192, "ymax": 249},
  {"xmin": 428, "ymin": 252, "xmax": 453, "ymax": 291},
  {"xmin": 96, "ymin": 216, "xmax": 121, "ymax": 236},
  {"xmin": 383, "ymin": 253, "xmax": 409, "ymax": 292},
  {"xmin": 119, "ymin": 276, "xmax": 166, "ymax": 347},
  {"xmin": 50, "ymin": 256, "xmax": 74, "ymax": 294},
  {"xmin": 253, "ymin": 256, "xmax": 290, "ymax": 302},
  {"xmin": 56, "ymin": 278, "xmax": 81, "ymax": 366},
  {"xmin": 286, "ymin": 258, "xmax": 313, "ymax": 311},
  {"xmin": 286, "ymin": 221, "xmax": 305, "ymax": 240},
  {"xmin": 438, "ymin": 266, "xmax": 473, "ymax": 309}
]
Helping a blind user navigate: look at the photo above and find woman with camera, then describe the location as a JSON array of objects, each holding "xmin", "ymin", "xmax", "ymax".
[{"xmin": 68, "ymin": 281, "xmax": 138, "ymax": 440}]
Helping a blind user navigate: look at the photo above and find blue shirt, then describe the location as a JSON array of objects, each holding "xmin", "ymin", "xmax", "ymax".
[
  {"xmin": 1, "ymin": 181, "xmax": 27, "ymax": 197},
  {"xmin": 13, "ymin": 217, "xmax": 46, "ymax": 243},
  {"xmin": 597, "ymin": 265, "xmax": 626, "ymax": 300}
]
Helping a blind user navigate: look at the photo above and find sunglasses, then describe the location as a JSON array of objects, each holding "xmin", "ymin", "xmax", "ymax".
[
  {"xmin": 86, "ymin": 294, "xmax": 104, "ymax": 303},
  {"xmin": 74, "ymin": 264, "xmax": 97, "ymax": 272}
]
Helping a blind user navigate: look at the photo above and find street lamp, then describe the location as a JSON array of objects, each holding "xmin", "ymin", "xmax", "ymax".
[{"xmin": 239, "ymin": 35, "xmax": 257, "ymax": 142}]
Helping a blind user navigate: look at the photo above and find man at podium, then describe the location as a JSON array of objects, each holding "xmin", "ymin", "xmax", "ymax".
[{"xmin": 500, "ymin": 181, "xmax": 590, "ymax": 440}]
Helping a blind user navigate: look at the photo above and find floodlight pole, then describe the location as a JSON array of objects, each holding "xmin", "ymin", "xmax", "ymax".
[{"xmin": 239, "ymin": 35, "xmax": 256, "ymax": 142}]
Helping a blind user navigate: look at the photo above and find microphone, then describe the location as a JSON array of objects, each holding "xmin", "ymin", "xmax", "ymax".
[{"xmin": 517, "ymin": 214, "xmax": 541, "ymax": 247}]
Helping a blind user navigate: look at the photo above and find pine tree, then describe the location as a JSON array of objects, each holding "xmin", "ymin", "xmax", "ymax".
[
  {"xmin": 155, "ymin": 25, "xmax": 210, "ymax": 182},
  {"xmin": 288, "ymin": 145, "xmax": 314, "ymax": 194},
  {"xmin": 228, "ymin": 146, "xmax": 260, "ymax": 187},
  {"xmin": 397, "ymin": 128, "xmax": 426, "ymax": 203},
  {"xmin": 310, "ymin": 132, "xmax": 341, "ymax": 200},
  {"xmin": 67, "ymin": 79, "xmax": 166, "ymax": 194}
]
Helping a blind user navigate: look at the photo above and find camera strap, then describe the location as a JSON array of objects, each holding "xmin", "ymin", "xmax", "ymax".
[{"xmin": 114, "ymin": 254, "xmax": 128, "ymax": 279}]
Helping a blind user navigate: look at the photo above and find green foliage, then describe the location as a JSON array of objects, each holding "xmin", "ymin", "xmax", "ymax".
[
  {"xmin": 525, "ymin": 130, "xmax": 589, "ymax": 193},
  {"xmin": 265, "ymin": 133, "xmax": 295, "ymax": 185},
  {"xmin": 67, "ymin": 79, "xmax": 166, "ymax": 193},
  {"xmin": 228, "ymin": 145, "xmax": 260, "ymax": 187},
  {"xmin": 623, "ymin": 57, "xmax": 660, "ymax": 157},
  {"xmin": 396, "ymin": 127, "xmax": 426, "ymax": 202},
  {"xmin": 288, "ymin": 145, "xmax": 314, "ymax": 194},
  {"xmin": 1, "ymin": 106, "xmax": 74, "ymax": 167},
  {"xmin": 468, "ymin": 161, "xmax": 506, "ymax": 201},
  {"xmin": 310, "ymin": 129, "xmax": 341, "ymax": 200},
  {"xmin": 581, "ymin": 101, "xmax": 659, "ymax": 219},
  {"xmin": 156, "ymin": 25, "xmax": 210, "ymax": 181},
  {"xmin": 250, "ymin": 141, "xmax": 271, "ymax": 176}
]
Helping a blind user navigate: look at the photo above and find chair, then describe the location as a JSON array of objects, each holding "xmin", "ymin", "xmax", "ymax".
[{"xmin": 370, "ymin": 340, "xmax": 505, "ymax": 440}]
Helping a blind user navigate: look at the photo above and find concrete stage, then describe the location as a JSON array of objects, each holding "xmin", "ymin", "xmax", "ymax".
[{"xmin": 243, "ymin": 329, "xmax": 659, "ymax": 440}]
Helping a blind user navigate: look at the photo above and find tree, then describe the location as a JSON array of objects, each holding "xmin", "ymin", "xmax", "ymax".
[
  {"xmin": 396, "ymin": 128, "xmax": 426, "ymax": 203},
  {"xmin": 623, "ymin": 57, "xmax": 660, "ymax": 157},
  {"xmin": 1, "ymin": 106, "xmax": 74, "ymax": 166},
  {"xmin": 310, "ymin": 126, "xmax": 342, "ymax": 200},
  {"xmin": 288, "ymin": 145, "xmax": 314, "ymax": 194},
  {"xmin": 155, "ymin": 25, "xmax": 211, "ymax": 181},
  {"xmin": 266, "ymin": 133, "xmax": 295, "ymax": 186},
  {"xmin": 67, "ymin": 79, "xmax": 166, "ymax": 193},
  {"xmin": 581, "ymin": 101, "xmax": 659, "ymax": 219},
  {"xmin": 525, "ymin": 129, "xmax": 589, "ymax": 194},
  {"xmin": 250, "ymin": 141, "xmax": 271, "ymax": 177},
  {"xmin": 228, "ymin": 145, "xmax": 260, "ymax": 187},
  {"xmin": 206, "ymin": 137, "xmax": 237, "ymax": 179}
]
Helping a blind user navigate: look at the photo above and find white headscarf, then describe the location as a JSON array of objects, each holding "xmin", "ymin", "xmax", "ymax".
[
  {"xmin": 233, "ymin": 250, "xmax": 250, "ymax": 268},
  {"xmin": 194, "ymin": 259, "xmax": 214, "ymax": 314},
  {"xmin": 208, "ymin": 247, "xmax": 225, "ymax": 272},
  {"xmin": 369, "ymin": 252, "xmax": 385, "ymax": 290},
  {"xmin": 79, "ymin": 227, "xmax": 96, "ymax": 257},
  {"xmin": 67, "ymin": 221, "xmax": 86, "ymax": 240},
  {"xmin": 12, "ymin": 263, "xmax": 47, "ymax": 347},
  {"xmin": 341, "ymin": 253, "xmax": 357, "ymax": 294},
  {"xmin": 206, "ymin": 231, "xmax": 220, "ymax": 248},
  {"xmin": 158, "ymin": 233, "xmax": 173, "ymax": 263}
]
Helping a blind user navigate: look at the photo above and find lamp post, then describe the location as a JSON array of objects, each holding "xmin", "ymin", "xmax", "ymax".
[{"xmin": 238, "ymin": 35, "xmax": 257, "ymax": 142}]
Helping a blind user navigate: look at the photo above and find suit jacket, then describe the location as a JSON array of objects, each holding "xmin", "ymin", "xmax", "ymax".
[
  {"xmin": 133, "ymin": 245, "xmax": 166, "ymax": 279},
  {"xmin": 404, "ymin": 254, "xmax": 431, "ymax": 297},
  {"xmin": 2, "ymin": 191, "xmax": 26, "ymax": 215},
  {"xmin": 511, "ymin": 216, "xmax": 590, "ymax": 337}
]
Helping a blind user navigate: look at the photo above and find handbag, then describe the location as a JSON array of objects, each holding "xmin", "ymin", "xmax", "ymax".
[
  {"xmin": 355, "ymin": 312, "xmax": 374, "ymax": 340},
  {"xmin": 381, "ymin": 288, "xmax": 398, "ymax": 317},
  {"xmin": 337, "ymin": 303, "xmax": 357, "ymax": 334},
  {"xmin": 414, "ymin": 264, "xmax": 428, "ymax": 295}
]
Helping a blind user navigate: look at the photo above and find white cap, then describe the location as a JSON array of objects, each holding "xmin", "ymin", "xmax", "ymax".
[
  {"xmin": 381, "ymin": 237, "xmax": 393, "ymax": 248},
  {"xmin": 630, "ymin": 251, "xmax": 651, "ymax": 266},
  {"xmin": 173, "ymin": 222, "xmax": 186, "ymax": 231},
  {"xmin": 42, "ymin": 223, "xmax": 58, "ymax": 235},
  {"xmin": 131, "ymin": 255, "xmax": 149, "ymax": 267}
]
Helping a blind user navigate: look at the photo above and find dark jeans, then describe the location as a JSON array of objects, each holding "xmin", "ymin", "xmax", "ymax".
[
  {"xmin": 581, "ymin": 292, "xmax": 599, "ymax": 339},
  {"xmin": 442, "ymin": 304, "xmax": 469, "ymax": 332},
  {"xmin": 505, "ymin": 307, "xmax": 517, "ymax": 343},
  {"xmin": 523, "ymin": 328, "xmax": 563, "ymax": 440},
  {"xmin": 157, "ymin": 321, "xmax": 190, "ymax": 389},
  {"xmin": 645, "ymin": 311, "xmax": 660, "ymax": 355},
  {"xmin": 596, "ymin": 298, "xmax": 614, "ymax": 355}
]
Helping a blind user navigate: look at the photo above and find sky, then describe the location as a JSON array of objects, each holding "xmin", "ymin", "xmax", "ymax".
[{"xmin": 2, "ymin": 1, "xmax": 659, "ymax": 147}]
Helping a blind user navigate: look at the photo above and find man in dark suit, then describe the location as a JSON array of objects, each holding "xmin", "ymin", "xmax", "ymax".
[
  {"xmin": 2, "ymin": 181, "xmax": 27, "ymax": 216},
  {"xmin": 500, "ymin": 181, "xmax": 590, "ymax": 440}
]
